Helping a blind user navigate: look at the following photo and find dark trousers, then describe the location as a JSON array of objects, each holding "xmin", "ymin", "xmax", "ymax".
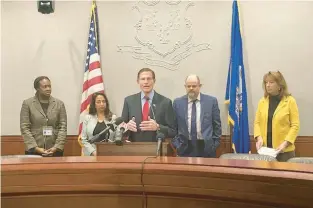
[
  {"xmin": 184, "ymin": 140, "xmax": 205, "ymax": 157},
  {"xmin": 25, "ymin": 150, "xmax": 64, "ymax": 157},
  {"xmin": 276, "ymin": 151, "xmax": 295, "ymax": 162}
]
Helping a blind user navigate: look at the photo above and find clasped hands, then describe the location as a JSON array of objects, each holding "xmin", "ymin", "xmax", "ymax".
[
  {"xmin": 35, "ymin": 147, "xmax": 57, "ymax": 156},
  {"xmin": 256, "ymin": 136, "xmax": 290, "ymax": 154},
  {"xmin": 127, "ymin": 116, "xmax": 158, "ymax": 132}
]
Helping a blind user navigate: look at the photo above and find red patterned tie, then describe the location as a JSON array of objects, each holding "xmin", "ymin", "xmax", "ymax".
[{"xmin": 142, "ymin": 97, "xmax": 150, "ymax": 121}]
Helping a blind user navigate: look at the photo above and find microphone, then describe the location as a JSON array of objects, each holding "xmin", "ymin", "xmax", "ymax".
[
  {"xmin": 156, "ymin": 132, "xmax": 165, "ymax": 156},
  {"xmin": 89, "ymin": 117, "xmax": 124, "ymax": 144},
  {"xmin": 107, "ymin": 123, "xmax": 115, "ymax": 131},
  {"xmin": 150, "ymin": 103, "xmax": 156, "ymax": 121},
  {"xmin": 105, "ymin": 123, "xmax": 117, "ymax": 140},
  {"xmin": 114, "ymin": 126, "xmax": 126, "ymax": 146},
  {"xmin": 150, "ymin": 103, "xmax": 162, "ymax": 143}
]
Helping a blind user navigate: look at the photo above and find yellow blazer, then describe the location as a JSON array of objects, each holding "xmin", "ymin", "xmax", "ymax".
[{"xmin": 254, "ymin": 95, "xmax": 300, "ymax": 152}]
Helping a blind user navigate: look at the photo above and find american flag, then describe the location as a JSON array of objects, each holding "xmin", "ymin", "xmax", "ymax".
[{"xmin": 78, "ymin": 1, "xmax": 104, "ymax": 147}]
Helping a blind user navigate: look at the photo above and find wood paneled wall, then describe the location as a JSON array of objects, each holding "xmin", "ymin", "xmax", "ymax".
[{"xmin": 1, "ymin": 135, "xmax": 312, "ymax": 157}]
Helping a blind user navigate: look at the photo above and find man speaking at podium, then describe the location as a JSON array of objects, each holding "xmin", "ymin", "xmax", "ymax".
[{"xmin": 121, "ymin": 68, "xmax": 176, "ymax": 142}]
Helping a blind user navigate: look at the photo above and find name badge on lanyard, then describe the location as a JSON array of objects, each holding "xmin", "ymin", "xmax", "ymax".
[{"xmin": 43, "ymin": 126, "xmax": 53, "ymax": 136}]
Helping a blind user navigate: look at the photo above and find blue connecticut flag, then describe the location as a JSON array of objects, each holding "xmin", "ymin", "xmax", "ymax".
[{"xmin": 225, "ymin": 0, "xmax": 250, "ymax": 153}]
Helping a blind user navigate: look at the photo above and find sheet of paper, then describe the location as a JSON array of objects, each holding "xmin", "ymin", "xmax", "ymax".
[{"xmin": 257, "ymin": 147, "xmax": 279, "ymax": 158}]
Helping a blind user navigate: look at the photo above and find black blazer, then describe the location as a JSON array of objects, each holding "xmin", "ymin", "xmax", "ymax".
[{"xmin": 121, "ymin": 92, "xmax": 176, "ymax": 142}]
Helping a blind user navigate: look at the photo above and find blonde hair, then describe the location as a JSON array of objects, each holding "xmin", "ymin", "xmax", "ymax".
[{"xmin": 262, "ymin": 71, "xmax": 290, "ymax": 98}]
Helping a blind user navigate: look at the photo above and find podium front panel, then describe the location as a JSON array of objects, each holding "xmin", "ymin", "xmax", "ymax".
[{"xmin": 96, "ymin": 142, "xmax": 173, "ymax": 156}]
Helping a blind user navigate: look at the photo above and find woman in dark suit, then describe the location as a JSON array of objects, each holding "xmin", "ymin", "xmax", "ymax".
[
  {"xmin": 20, "ymin": 76, "xmax": 67, "ymax": 157},
  {"xmin": 81, "ymin": 92, "xmax": 121, "ymax": 156}
]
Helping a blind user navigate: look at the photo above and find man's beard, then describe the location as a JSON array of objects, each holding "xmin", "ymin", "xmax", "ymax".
[{"xmin": 187, "ymin": 91, "xmax": 197, "ymax": 100}]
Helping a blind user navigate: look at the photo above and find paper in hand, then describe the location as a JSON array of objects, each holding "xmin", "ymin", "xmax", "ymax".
[{"xmin": 257, "ymin": 147, "xmax": 279, "ymax": 158}]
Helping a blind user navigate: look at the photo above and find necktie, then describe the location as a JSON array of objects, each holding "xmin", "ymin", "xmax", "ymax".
[
  {"xmin": 190, "ymin": 100, "xmax": 197, "ymax": 141},
  {"xmin": 142, "ymin": 97, "xmax": 150, "ymax": 121}
]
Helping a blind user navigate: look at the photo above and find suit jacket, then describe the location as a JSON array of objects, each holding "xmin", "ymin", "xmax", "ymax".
[
  {"xmin": 172, "ymin": 93, "xmax": 222, "ymax": 157},
  {"xmin": 254, "ymin": 95, "xmax": 300, "ymax": 152},
  {"xmin": 20, "ymin": 96, "xmax": 67, "ymax": 151},
  {"xmin": 81, "ymin": 114, "xmax": 121, "ymax": 156},
  {"xmin": 121, "ymin": 91, "xmax": 176, "ymax": 142}
]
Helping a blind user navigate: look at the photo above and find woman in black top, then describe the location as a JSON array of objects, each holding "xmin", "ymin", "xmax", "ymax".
[{"xmin": 81, "ymin": 92, "xmax": 121, "ymax": 156}]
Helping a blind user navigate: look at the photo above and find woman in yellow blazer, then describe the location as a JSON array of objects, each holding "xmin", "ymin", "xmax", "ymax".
[{"xmin": 254, "ymin": 71, "xmax": 300, "ymax": 162}]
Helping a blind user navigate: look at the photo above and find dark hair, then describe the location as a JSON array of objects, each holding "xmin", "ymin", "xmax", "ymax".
[
  {"xmin": 34, "ymin": 76, "xmax": 50, "ymax": 90},
  {"xmin": 88, "ymin": 92, "xmax": 113, "ymax": 120},
  {"xmin": 137, "ymin": 68, "xmax": 155, "ymax": 80}
]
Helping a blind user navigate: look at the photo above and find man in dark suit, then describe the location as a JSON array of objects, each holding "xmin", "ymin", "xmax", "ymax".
[
  {"xmin": 172, "ymin": 75, "xmax": 221, "ymax": 157},
  {"xmin": 121, "ymin": 68, "xmax": 176, "ymax": 142}
]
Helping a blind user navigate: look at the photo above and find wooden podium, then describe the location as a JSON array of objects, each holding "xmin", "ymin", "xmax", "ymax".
[{"xmin": 96, "ymin": 141, "xmax": 174, "ymax": 156}]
